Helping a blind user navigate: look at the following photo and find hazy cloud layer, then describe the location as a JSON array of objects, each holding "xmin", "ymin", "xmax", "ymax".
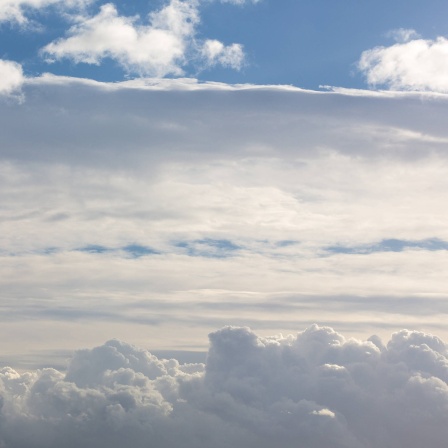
[
  {"xmin": 1, "ymin": 325, "xmax": 448, "ymax": 447},
  {"xmin": 2, "ymin": 77, "xmax": 448, "ymax": 358}
]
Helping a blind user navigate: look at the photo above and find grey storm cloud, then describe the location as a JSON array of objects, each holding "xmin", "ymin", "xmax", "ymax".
[{"xmin": 1, "ymin": 325, "xmax": 448, "ymax": 448}]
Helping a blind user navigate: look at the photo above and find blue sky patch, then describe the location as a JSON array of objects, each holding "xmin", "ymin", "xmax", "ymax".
[
  {"xmin": 77, "ymin": 245, "xmax": 111, "ymax": 254},
  {"xmin": 122, "ymin": 244, "xmax": 160, "ymax": 258},
  {"xmin": 326, "ymin": 238, "xmax": 448, "ymax": 255},
  {"xmin": 175, "ymin": 238, "xmax": 241, "ymax": 258},
  {"xmin": 76, "ymin": 244, "xmax": 159, "ymax": 257}
]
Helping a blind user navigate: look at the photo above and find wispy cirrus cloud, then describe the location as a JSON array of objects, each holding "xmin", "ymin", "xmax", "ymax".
[{"xmin": 0, "ymin": 0, "xmax": 91, "ymax": 25}]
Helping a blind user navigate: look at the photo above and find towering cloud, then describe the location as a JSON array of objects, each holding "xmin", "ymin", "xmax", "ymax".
[{"xmin": 1, "ymin": 325, "xmax": 448, "ymax": 447}]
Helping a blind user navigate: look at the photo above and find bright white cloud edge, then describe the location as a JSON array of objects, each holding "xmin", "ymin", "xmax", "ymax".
[
  {"xmin": 0, "ymin": 59, "xmax": 24, "ymax": 95},
  {"xmin": 359, "ymin": 33, "xmax": 448, "ymax": 92}
]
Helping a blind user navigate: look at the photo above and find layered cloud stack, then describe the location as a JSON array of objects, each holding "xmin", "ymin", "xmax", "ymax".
[{"xmin": 1, "ymin": 2, "xmax": 448, "ymax": 446}]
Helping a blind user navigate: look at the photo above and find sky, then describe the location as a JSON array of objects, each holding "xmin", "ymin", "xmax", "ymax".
[{"xmin": 1, "ymin": 0, "xmax": 448, "ymax": 446}]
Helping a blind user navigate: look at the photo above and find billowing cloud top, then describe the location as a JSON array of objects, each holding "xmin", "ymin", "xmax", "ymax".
[
  {"xmin": 1, "ymin": 5, "xmax": 448, "ymax": 446},
  {"xmin": 359, "ymin": 31, "xmax": 448, "ymax": 92},
  {"xmin": 1, "ymin": 325, "xmax": 448, "ymax": 447}
]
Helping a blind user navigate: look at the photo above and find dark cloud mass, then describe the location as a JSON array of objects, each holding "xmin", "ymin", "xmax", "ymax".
[{"xmin": 1, "ymin": 325, "xmax": 448, "ymax": 448}]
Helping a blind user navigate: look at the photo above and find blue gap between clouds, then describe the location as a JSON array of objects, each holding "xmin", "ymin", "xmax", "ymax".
[
  {"xmin": 326, "ymin": 238, "xmax": 448, "ymax": 255},
  {"xmin": 175, "ymin": 239, "xmax": 241, "ymax": 258},
  {"xmin": 78, "ymin": 244, "xmax": 159, "ymax": 258},
  {"xmin": 78, "ymin": 239, "xmax": 242, "ymax": 258}
]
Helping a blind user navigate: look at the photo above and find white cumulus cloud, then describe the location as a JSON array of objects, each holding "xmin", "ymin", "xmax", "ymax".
[
  {"xmin": 201, "ymin": 39, "xmax": 245, "ymax": 69},
  {"xmin": 359, "ymin": 36, "xmax": 448, "ymax": 92},
  {"xmin": 0, "ymin": 59, "xmax": 24, "ymax": 95},
  {"xmin": 1, "ymin": 325, "xmax": 448, "ymax": 447},
  {"xmin": 42, "ymin": 0, "xmax": 247, "ymax": 76}
]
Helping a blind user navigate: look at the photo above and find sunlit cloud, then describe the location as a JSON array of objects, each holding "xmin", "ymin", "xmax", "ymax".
[
  {"xmin": 359, "ymin": 35, "xmax": 448, "ymax": 92},
  {"xmin": 42, "ymin": 0, "xmax": 247, "ymax": 76}
]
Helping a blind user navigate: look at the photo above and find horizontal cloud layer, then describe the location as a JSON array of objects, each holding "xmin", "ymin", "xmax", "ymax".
[
  {"xmin": 1, "ymin": 325, "xmax": 448, "ymax": 447},
  {"xmin": 2, "ymin": 77, "xmax": 448, "ymax": 359}
]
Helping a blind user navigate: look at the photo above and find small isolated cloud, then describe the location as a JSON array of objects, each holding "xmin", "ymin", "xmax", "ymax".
[
  {"xmin": 201, "ymin": 39, "xmax": 245, "ymax": 69},
  {"xmin": 0, "ymin": 59, "xmax": 24, "ymax": 95},
  {"xmin": 42, "ymin": 0, "xmax": 247, "ymax": 76},
  {"xmin": 1, "ymin": 325, "xmax": 448, "ymax": 447},
  {"xmin": 359, "ymin": 35, "xmax": 448, "ymax": 92},
  {"xmin": 386, "ymin": 28, "xmax": 420, "ymax": 43},
  {"xmin": 0, "ymin": 0, "xmax": 90, "ymax": 25}
]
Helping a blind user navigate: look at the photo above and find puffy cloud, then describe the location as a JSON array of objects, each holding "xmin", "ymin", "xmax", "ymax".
[
  {"xmin": 201, "ymin": 39, "xmax": 245, "ymax": 69},
  {"xmin": 42, "ymin": 0, "xmax": 246, "ymax": 76},
  {"xmin": 42, "ymin": 2, "xmax": 196, "ymax": 76},
  {"xmin": 0, "ymin": 0, "xmax": 90, "ymax": 25},
  {"xmin": 1, "ymin": 325, "xmax": 448, "ymax": 447},
  {"xmin": 0, "ymin": 59, "xmax": 24, "ymax": 95},
  {"xmin": 359, "ymin": 36, "xmax": 448, "ymax": 92}
]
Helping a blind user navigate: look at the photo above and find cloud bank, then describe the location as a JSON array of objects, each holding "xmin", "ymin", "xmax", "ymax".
[{"xmin": 1, "ymin": 325, "xmax": 448, "ymax": 447}]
